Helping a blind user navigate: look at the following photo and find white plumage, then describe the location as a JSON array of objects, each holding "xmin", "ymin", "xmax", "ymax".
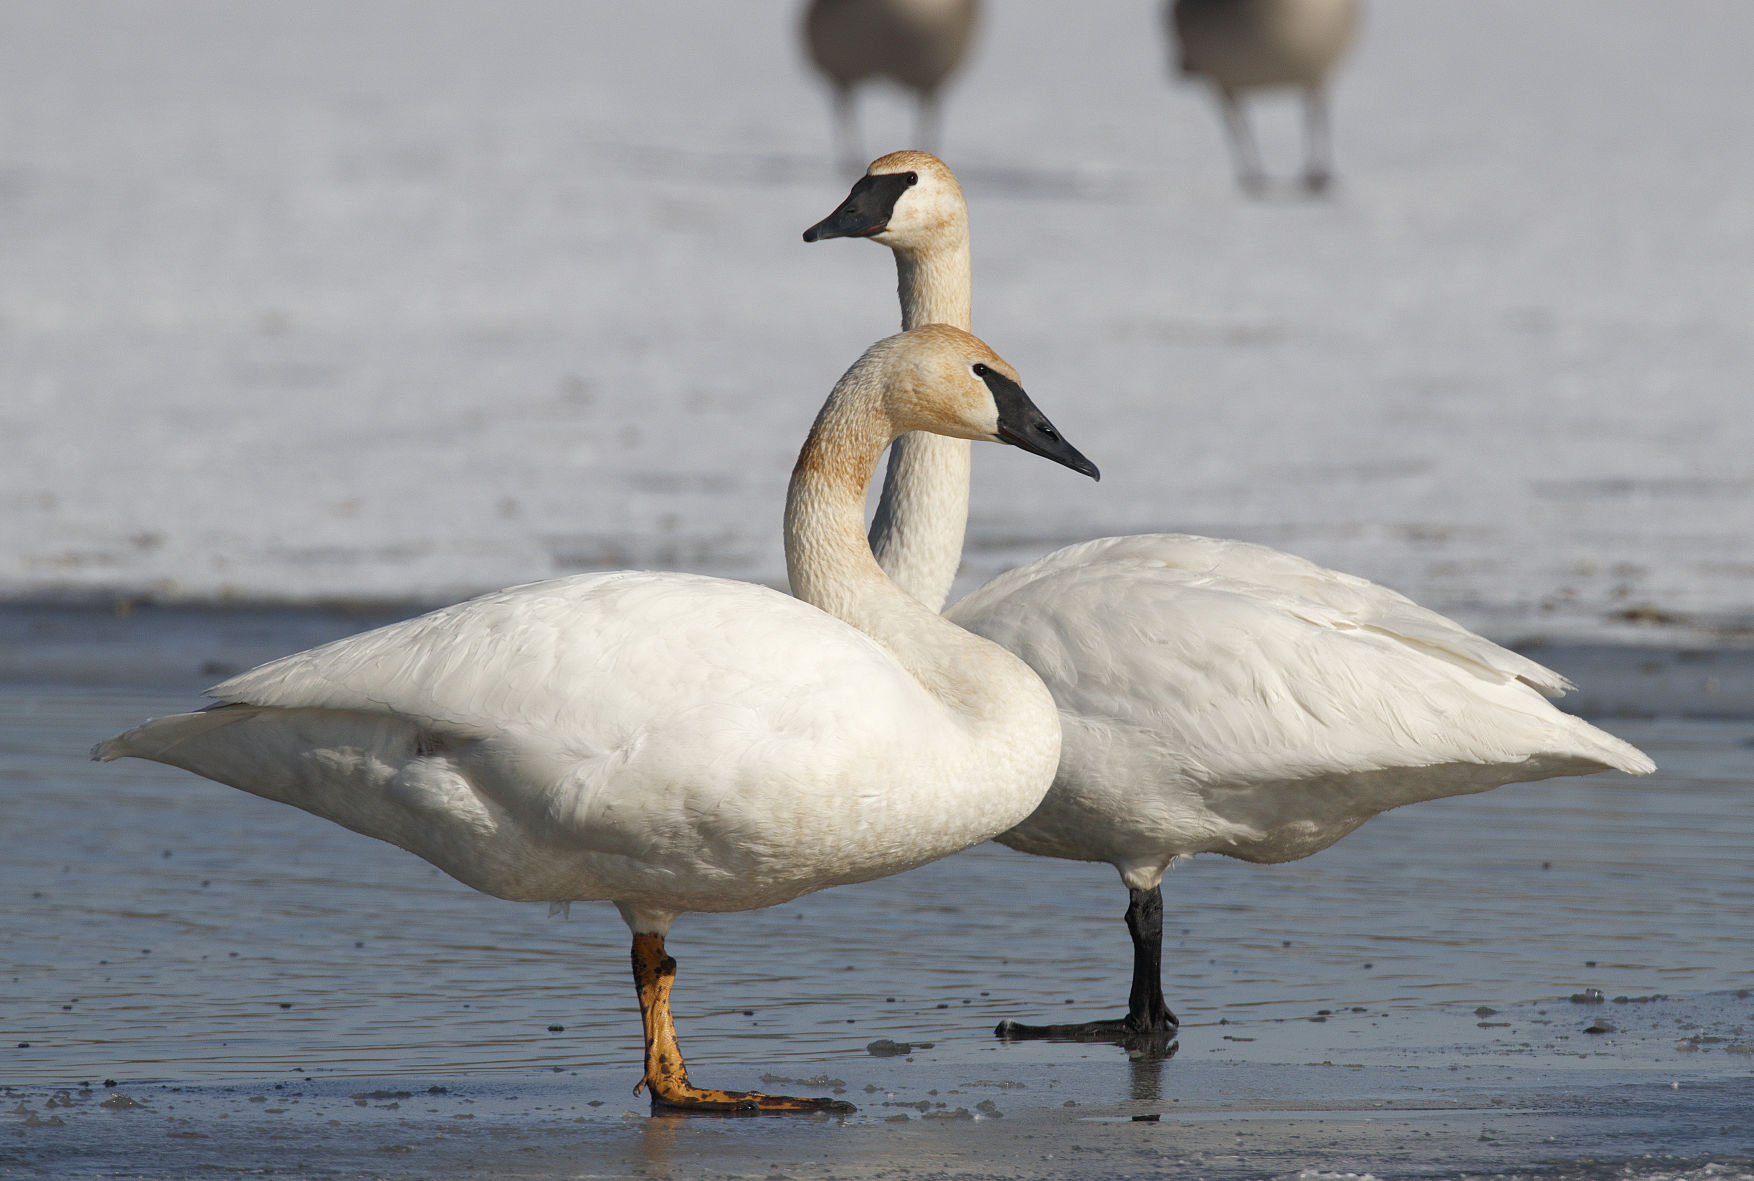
[
  {"xmin": 952, "ymin": 533, "xmax": 1651, "ymax": 879},
  {"xmin": 805, "ymin": 153, "xmax": 1654, "ymax": 1041},
  {"xmin": 96, "ymin": 325, "xmax": 1096, "ymax": 1111},
  {"xmin": 114, "ymin": 574, "xmax": 1027, "ymax": 915}
]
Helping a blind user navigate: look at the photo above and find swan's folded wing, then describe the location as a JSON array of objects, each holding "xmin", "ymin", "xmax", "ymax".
[
  {"xmin": 205, "ymin": 572, "xmax": 897, "ymax": 737},
  {"xmin": 951, "ymin": 533, "xmax": 1572, "ymax": 696},
  {"xmin": 948, "ymin": 543, "xmax": 1651, "ymax": 786}
]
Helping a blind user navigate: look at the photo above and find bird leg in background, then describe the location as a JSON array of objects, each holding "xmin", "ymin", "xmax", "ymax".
[
  {"xmin": 1302, "ymin": 85, "xmax": 1334, "ymax": 192},
  {"xmin": 832, "ymin": 87, "xmax": 863, "ymax": 177},
  {"xmin": 992, "ymin": 885, "xmax": 1179, "ymax": 1054},
  {"xmin": 914, "ymin": 90, "xmax": 943, "ymax": 155},
  {"xmin": 1215, "ymin": 87, "xmax": 1267, "ymax": 195},
  {"xmin": 630, "ymin": 932, "xmax": 856, "ymax": 1115}
]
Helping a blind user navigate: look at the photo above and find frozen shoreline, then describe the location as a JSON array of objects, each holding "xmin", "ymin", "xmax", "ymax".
[
  {"xmin": 3, "ymin": 1, "xmax": 1750, "ymax": 644},
  {"xmin": 5, "ymin": 1047, "xmax": 1752, "ymax": 1181}
]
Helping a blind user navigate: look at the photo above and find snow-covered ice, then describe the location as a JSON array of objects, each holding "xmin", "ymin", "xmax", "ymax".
[{"xmin": 2, "ymin": 0, "xmax": 1749, "ymax": 643}]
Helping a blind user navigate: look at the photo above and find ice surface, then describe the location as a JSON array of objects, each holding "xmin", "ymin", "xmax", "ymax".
[{"xmin": 2, "ymin": 1, "xmax": 1749, "ymax": 643}]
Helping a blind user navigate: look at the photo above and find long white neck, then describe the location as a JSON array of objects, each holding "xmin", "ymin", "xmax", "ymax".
[
  {"xmin": 787, "ymin": 357, "xmax": 1037, "ymax": 719},
  {"xmin": 866, "ymin": 237, "xmax": 974, "ymax": 612}
]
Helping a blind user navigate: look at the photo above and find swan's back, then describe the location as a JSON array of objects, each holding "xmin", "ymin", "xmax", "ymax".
[
  {"xmin": 960, "ymin": 534, "xmax": 1571, "ymax": 693},
  {"xmin": 947, "ymin": 534, "xmax": 1653, "ymax": 876},
  {"xmin": 804, "ymin": 0, "xmax": 980, "ymax": 94},
  {"xmin": 100, "ymin": 571, "xmax": 1045, "ymax": 913},
  {"xmin": 1169, "ymin": 0, "xmax": 1359, "ymax": 89},
  {"xmin": 207, "ymin": 573, "xmax": 898, "ymax": 736}
]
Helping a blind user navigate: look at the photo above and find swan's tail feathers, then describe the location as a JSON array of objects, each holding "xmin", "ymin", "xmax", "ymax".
[
  {"xmin": 94, "ymin": 707, "xmax": 536, "ymax": 902},
  {"xmin": 1568, "ymin": 720, "xmax": 1656, "ymax": 778},
  {"xmin": 92, "ymin": 705, "xmax": 425, "ymax": 815},
  {"xmin": 93, "ymin": 706, "xmax": 255, "ymax": 764}
]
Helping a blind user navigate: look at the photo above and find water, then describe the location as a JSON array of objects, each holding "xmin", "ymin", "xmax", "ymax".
[{"xmin": 3, "ymin": 606, "xmax": 1752, "ymax": 1177}]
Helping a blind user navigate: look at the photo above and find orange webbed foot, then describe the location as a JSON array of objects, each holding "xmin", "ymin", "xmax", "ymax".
[{"xmin": 630, "ymin": 931, "xmax": 856, "ymax": 1116}]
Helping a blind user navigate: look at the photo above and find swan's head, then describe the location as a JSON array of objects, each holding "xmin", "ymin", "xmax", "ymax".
[
  {"xmin": 802, "ymin": 151, "xmax": 968, "ymax": 253},
  {"xmin": 870, "ymin": 325, "xmax": 1098, "ymax": 481}
]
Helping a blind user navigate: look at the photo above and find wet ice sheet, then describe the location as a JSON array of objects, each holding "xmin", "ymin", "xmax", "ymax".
[
  {"xmin": 4, "ymin": 1068, "xmax": 1752, "ymax": 1181},
  {"xmin": 3, "ymin": 609, "xmax": 1752, "ymax": 1177},
  {"xmin": 1, "ymin": 1, "xmax": 1751, "ymax": 644}
]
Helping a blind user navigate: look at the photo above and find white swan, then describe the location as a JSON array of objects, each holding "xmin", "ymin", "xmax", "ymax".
[
  {"xmin": 1166, "ymin": 0, "xmax": 1361, "ymax": 194},
  {"xmin": 94, "ymin": 325, "xmax": 1099, "ymax": 1111},
  {"xmin": 801, "ymin": 0, "xmax": 981, "ymax": 172},
  {"xmin": 805, "ymin": 152, "xmax": 1655, "ymax": 1043}
]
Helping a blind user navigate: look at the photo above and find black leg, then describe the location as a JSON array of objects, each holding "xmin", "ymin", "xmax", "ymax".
[
  {"xmin": 1123, "ymin": 885, "xmax": 1178, "ymax": 1032},
  {"xmin": 994, "ymin": 885, "xmax": 1179, "ymax": 1056}
]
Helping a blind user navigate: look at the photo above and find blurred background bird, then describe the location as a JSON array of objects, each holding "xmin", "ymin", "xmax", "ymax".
[
  {"xmin": 803, "ymin": 0, "xmax": 981, "ymax": 172},
  {"xmin": 1167, "ymin": 0, "xmax": 1361, "ymax": 194}
]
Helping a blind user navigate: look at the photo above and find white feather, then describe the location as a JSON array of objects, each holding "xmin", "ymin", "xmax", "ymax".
[{"xmin": 948, "ymin": 533, "xmax": 1654, "ymax": 886}]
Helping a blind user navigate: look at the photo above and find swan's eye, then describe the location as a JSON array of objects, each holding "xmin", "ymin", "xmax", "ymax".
[
  {"xmin": 972, "ymin": 363, "xmax": 989, "ymax": 377},
  {"xmin": 905, "ymin": 172, "xmax": 918, "ymax": 186}
]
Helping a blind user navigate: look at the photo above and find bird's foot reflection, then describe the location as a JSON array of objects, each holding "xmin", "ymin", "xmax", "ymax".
[{"xmin": 993, "ymin": 1016, "xmax": 1179, "ymax": 1061}]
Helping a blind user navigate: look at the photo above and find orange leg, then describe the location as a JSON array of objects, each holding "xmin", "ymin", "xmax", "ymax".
[{"xmin": 630, "ymin": 932, "xmax": 855, "ymax": 1115}]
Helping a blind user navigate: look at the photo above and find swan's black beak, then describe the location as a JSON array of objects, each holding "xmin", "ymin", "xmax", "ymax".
[
  {"xmin": 802, "ymin": 172, "xmax": 914, "ymax": 242},
  {"xmin": 983, "ymin": 369, "xmax": 1099, "ymax": 481}
]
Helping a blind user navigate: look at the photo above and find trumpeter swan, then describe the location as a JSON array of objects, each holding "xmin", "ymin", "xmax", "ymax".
[
  {"xmin": 95, "ymin": 325, "xmax": 1098, "ymax": 1112},
  {"xmin": 801, "ymin": 0, "xmax": 980, "ymax": 172},
  {"xmin": 1167, "ymin": 0, "xmax": 1361, "ymax": 194},
  {"xmin": 805, "ymin": 152, "xmax": 1654, "ymax": 1045}
]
